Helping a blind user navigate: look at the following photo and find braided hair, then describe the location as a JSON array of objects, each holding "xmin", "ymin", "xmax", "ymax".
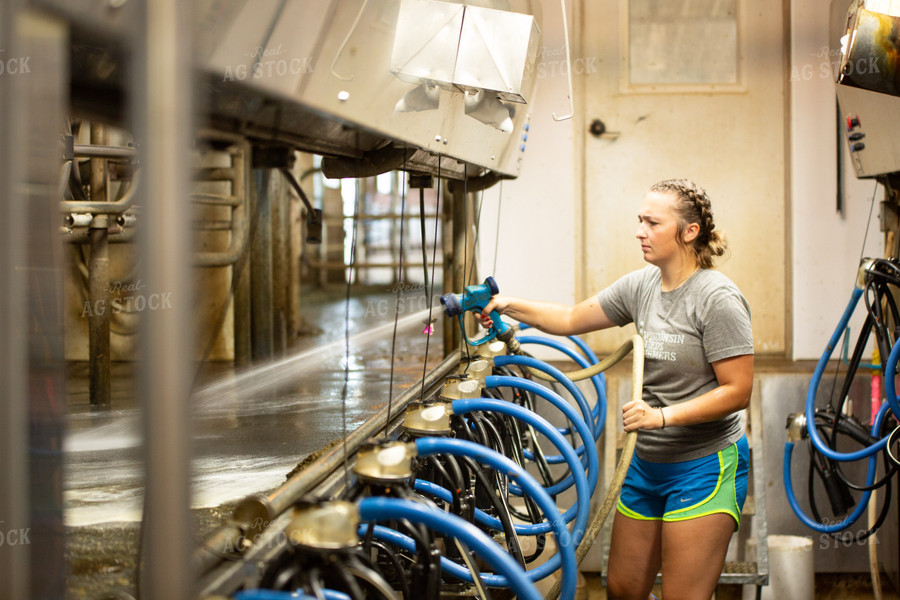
[{"xmin": 649, "ymin": 179, "xmax": 727, "ymax": 269}]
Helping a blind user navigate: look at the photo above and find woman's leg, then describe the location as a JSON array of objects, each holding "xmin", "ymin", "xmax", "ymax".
[
  {"xmin": 605, "ymin": 511, "xmax": 662, "ymax": 600},
  {"xmin": 659, "ymin": 513, "xmax": 735, "ymax": 600}
]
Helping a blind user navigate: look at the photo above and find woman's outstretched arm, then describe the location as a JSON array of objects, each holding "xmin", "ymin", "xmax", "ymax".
[{"xmin": 481, "ymin": 294, "xmax": 617, "ymax": 336}]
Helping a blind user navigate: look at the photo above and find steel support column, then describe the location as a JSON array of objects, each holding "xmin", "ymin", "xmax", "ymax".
[
  {"xmin": 135, "ymin": 0, "xmax": 194, "ymax": 598},
  {"xmin": 24, "ymin": 13, "xmax": 68, "ymax": 598},
  {"xmin": 272, "ymin": 172, "xmax": 288, "ymax": 355},
  {"xmin": 251, "ymin": 168, "xmax": 274, "ymax": 361},
  {"xmin": 233, "ymin": 147, "xmax": 253, "ymax": 368},
  {"xmin": 0, "ymin": 3, "xmax": 32, "ymax": 597},
  {"xmin": 445, "ymin": 182, "xmax": 469, "ymax": 354},
  {"xmin": 88, "ymin": 123, "xmax": 110, "ymax": 406}
]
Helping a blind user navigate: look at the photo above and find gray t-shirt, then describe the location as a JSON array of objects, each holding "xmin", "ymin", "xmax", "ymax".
[{"xmin": 597, "ymin": 265, "xmax": 753, "ymax": 462}]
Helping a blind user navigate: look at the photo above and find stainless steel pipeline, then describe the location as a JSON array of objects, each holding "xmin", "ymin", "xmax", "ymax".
[
  {"xmin": 61, "ymin": 134, "xmax": 249, "ymax": 267},
  {"xmin": 62, "ymin": 227, "xmax": 136, "ymax": 244},
  {"xmin": 60, "ymin": 167, "xmax": 141, "ymax": 215},
  {"xmin": 191, "ymin": 192, "xmax": 242, "ymax": 206},
  {"xmin": 193, "ymin": 137, "xmax": 249, "ymax": 267},
  {"xmin": 88, "ymin": 124, "xmax": 111, "ymax": 407},
  {"xmin": 73, "ymin": 143, "xmax": 137, "ymax": 159},
  {"xmin": 192, "ymin": 350, "xmax": 460, "ymax": 580}
]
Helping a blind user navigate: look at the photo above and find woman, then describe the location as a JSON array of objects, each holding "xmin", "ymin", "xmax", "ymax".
[{"xmin": 480, "ymin": 179, "xmax": 753, "ymax": 600}]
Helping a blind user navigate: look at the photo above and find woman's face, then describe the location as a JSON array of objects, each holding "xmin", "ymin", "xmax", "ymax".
[{"xmin": 635, "ymin": 191, "xmax": 684, "ymax": 266}]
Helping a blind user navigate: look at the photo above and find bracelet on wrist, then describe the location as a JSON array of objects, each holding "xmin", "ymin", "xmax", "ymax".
[{"xmin": 659, "ymin": 406, "xmax": 666, "ymax": 429}]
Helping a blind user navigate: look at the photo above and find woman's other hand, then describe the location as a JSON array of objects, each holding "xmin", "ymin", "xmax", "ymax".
[{"xmin": 622, "ymin": 398, "xmax": 665, "ymax": 432}]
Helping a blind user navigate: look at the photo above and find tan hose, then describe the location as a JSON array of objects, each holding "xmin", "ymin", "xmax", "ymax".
[
  {"xmin": 523, "ymin": 336, "xmax": 635, "ymax": 382},
  {"xmin": 544, "ymin": 335, "xmax": 643, "ymax": 600},
  {"xmin": 869, "ymin": 487, "xmax": 883, "ymax": 600}
]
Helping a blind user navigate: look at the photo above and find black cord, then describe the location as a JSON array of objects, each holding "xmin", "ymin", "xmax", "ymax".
[
  {"xmin": 858, "ymin": 181, "xmax": 880, "ymax": 266},
  {"xmin": 886, "ymin": 425, "xmax": 900, "ymax": 467},
  {"xmin": 419, "ymin": 187, "xmax": 429, "ymax": 298},
  {"xmin": 341, "ymin": 173, "xmax": 362, "ymax": 488},
  {"xmin": 461, "ymin": 174, "xmax": 471, "ymax": 362},
  {"xmin": 419, "ymin": 158, "xmax": 442, "ymax": 402},
  {"xmin": 427, "ymin": 455, "xmax": 463, "ymax": 515},
  {"xmin": 457, "ymin": 455, "xmax": 527, "ymax": 569},
  {"xmin": 387, "ymin": 151, "xmax": 409, "ymax": 434},
  {"xmin": 368, "ymin": 539, "xmax": 411, "ymax": 600},
  {"xmin": 492, "ymin": 181, "xmax": 503, "ymax": 276}
]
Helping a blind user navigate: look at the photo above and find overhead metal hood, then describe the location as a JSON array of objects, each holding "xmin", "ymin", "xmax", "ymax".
[{"xmin": 51, "ymin": 0, "xmax": 543, "ymax": 181}]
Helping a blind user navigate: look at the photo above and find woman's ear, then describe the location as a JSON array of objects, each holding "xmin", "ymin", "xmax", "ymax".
[{"xmin": 682, "ymin": 222, "xmax": 700, "ymax": 244}]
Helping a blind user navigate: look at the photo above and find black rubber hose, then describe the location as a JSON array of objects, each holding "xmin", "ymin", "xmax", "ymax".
[
  {"xmin": 458, "ymin": 454, "xmax": 527, "ymax": 569},
  {"xmin": 427, "ymin": 455, "xmax": 463, "ymax": 515},
  {"xmin": 369, "ymin": 539, "xmax": 411, "ymax": 600}
]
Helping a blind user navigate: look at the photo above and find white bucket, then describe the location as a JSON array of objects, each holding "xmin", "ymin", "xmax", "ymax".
[{"xmin": 743, "ymin": 535, "xmax": 814, "ymax": 600}]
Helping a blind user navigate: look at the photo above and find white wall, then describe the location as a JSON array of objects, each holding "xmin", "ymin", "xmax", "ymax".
[{"xmin": 790, "ymin": 0, "xmax": 883, "ymax": 360}]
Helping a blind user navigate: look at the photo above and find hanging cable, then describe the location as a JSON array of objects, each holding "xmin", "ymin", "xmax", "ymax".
[
  {"xmin": 341, "ymin": 173, "xmax": 362, "ymax": 487},
  {"xmin": 386, "ymin": 151, "xmax": 409, "ymax": 434},
  {"xmin": 419, "ymin": 157, "xmax": 442, "ymax": 401},
  {"xmin": 492, "ymin": 181, "xmax": 502, "ymax": 277},
  {"xmin": 462, "ymin": 174, "xmax": 471, "ymax": 363},
  {"xmin": 859, "ymin": 181, "xmax": 880, "ymax": 266},
  {"xmin": 468, "ymin": 188, "xmax": 485, "ymax": 286},
  {"xmin": 419, "ymin": 187, "xmax": 429, "ymax": 299}
]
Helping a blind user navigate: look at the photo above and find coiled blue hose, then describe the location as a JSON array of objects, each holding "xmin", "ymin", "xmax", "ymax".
[
  {"xmin": 486, "ymin": 374, "xmax": 591, "ymax": 465},
  {"xmin": 518, "ymin": 324, "xmax": 600, "ymax": 364},
  {"xmin": 482, "ymin": 377, "xmax": 598, "ymax": 497},
  {"xmin": 882, "ymin": 336, "xmax": 900, "ymax": 420},
  {"xmin": 363, "ymin": 524, "xmax": 474, "ymax": 581},
  {"xmin": 494, "ymin": 354, "xmax": 594, "ymax": 436},
  {"xmin": 785, "ymin": 394, "xmax": 890, "ymax": 532},
  {"xmin": 803, "ymin": 287, "xmax": 891, "ymax": 461},
  {"xmin": 412, "ymin": 437, "xmax": 578, "ymax": 600},
  {"xmin": 358, "ymin": 496, "xmax": 544, "ymax": 600},
  {"xmin": 450, "ymin": 397, "xmax": 591, "ymax": 535},
  {"xmin": 515, "ymin": 334, "xmax": 606, "ymax": 437}
]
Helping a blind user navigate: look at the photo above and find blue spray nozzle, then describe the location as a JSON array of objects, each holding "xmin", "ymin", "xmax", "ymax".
[
  {"xmin": 484, "ymin": 275, "xmax": 499, "ymax": 296},
  {"xmin": 440, "ymin": 276, "xmax": 511, "ymax": 347},
  {"xmin": 439, "ymin": 291, "xmax": 462, "ymax": 317}
]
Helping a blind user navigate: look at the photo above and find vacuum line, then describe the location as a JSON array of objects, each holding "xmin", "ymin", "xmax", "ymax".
[
  {"xmin": 419, "ymin": 156, "xmax": 442, "ymax": 401},
  {"xmin": 341, "ymin": 175, "xmax": 362, "ymax": 488},
  {"xmin": 387, "ymin": 151, "xmax": 409, "ymax": 433}
]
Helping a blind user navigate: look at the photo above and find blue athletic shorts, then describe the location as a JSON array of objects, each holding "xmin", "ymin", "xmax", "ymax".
[{"xmin": 617, "ymin": 435, "xmax": 749, "ymax": 529}]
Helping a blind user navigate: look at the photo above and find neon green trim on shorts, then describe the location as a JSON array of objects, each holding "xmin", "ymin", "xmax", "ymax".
[
  {"xmin": 663, "ymin": 443, "xmax": 741, "ymax": 528},
  {"xmin": 616, "ymin": 498, "xmax": 661, "ymax": 521}
]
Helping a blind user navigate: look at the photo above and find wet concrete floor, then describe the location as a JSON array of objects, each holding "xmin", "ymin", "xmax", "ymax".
[{"xmin": 65, "ymin": 285, "xmax": 447, "ymax": 598}]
